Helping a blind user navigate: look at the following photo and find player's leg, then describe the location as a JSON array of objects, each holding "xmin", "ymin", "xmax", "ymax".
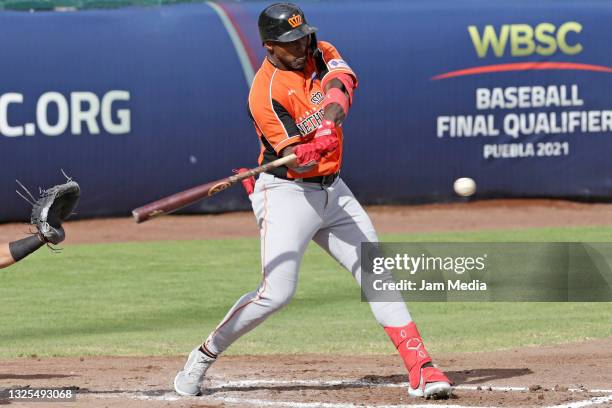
[
  {"xmin": 174, "ymin": 174, "xmax": 327, "ymax": 396},
  {"xmin": 0, "ymin": 236, "xmax": 45, "ymax": 269},
  {"xmin": 205, "ymin": 175, "xmax": 327, "ymax": 353},
  {"xmin": 312, "ymin": 178, "xmax": 453, "ymax": 399}
]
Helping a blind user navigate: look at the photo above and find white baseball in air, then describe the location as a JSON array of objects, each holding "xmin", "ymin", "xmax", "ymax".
[{"xmin": 454, "ymin": 177, "xmax": 476, "ymax": 197}]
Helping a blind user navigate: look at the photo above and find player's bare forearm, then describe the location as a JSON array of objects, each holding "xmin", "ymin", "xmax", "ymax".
[
  {"xmin": 282, "ymin": 145, "xmax": 299, "ymax": 168},
  {"xmin": 0, "ymin": 243, "xmax": 16, "ymax": 269},
  {"xmin": 323, "ymin": 78, "xmax": 349, "ymax": 126}
]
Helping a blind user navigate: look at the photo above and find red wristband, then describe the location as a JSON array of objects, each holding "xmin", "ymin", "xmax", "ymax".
[
  {"xmin": 233, "ymin": 168, "xmax": 255, "ymax": 195},
  {"xmin": 323, "ymin": 87, "xmax": 349, "ymax": 115},
  {"xmin": 322, "ymin": 73, "xmax": 355, "ymax": 104}
]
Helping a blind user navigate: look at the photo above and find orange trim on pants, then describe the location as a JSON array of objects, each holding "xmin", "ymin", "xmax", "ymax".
[{"xmin": 206, "ymin": 185, "xmax": 269, "ymax": 348}]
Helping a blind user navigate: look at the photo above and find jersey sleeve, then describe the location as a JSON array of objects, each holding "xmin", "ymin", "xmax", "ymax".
[
  {"xmin": 317, "ymin": 41, "xmax": 358, "ymax": 87},
  {"xmin": 248, "ymin": 76, "xmax": 301, "ymax": 154}
]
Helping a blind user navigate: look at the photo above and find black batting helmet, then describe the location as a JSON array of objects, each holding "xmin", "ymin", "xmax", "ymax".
[{"xmin": 258, "ymin": 3, "xmax": 318, "ymax": 43}]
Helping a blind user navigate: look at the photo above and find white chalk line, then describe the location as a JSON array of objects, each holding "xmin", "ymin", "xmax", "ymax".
[
  {"xmin": 206, "ymin": 377, "xmax": 612, "ymax": 394},
  {"xmin": 130, "ymin": 392, "xmax": 612, "ymax": 408},
  {"xmin": 140, "ymin": 392, "xmax": 612, "ymax": 408},
  {"xmin": 79, "ymin": 377, "xmax": 612, "ymax": 408},
  {"xmin": 101, "ymin": 391, "xmax": 499, "ymax": 408},
  {"xmin": 548, "ymin": 394, "xmax": 612, "ymax": 408},
  {"xmin": 207, "ymin": 397, "xmax": 498, "ymax": 408},
  {"xmin": 203, "ymin": 380, "xmax": 612, "ymax": 408},
  {"xmin": 210, "ymin": 394, "xmax": 612, "ymax": 408}
]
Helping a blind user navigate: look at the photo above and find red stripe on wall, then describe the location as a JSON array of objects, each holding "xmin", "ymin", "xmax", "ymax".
[{"xmin": 432, "ymin": 62, "xmax": 612, "ymax": 80}]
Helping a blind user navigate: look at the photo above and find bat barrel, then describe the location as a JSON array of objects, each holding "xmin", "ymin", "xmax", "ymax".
[
  {"xmin": 132, "ymin": 198, "xmax": 180, "ymax": 224},
  {"xmin": 131, "ymin": 155, "xmax": 297, "ymax": 224},
  {"xmin": 131, "ymin": 178, "xmax": 234, "ymax": 223},
  {"xmin": 132, "ymin": 207, "xmax": 155, "ymax": 224}
]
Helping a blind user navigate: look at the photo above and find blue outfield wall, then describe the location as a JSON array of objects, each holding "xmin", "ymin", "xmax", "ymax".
[{"xmin": 1, "ymin": 0, "xmax": 612, "ymax": 221}]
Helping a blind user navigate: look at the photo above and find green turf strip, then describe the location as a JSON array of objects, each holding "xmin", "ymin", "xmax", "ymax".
[{"xmin": 0, "ymin": 226, "xmax": 611, "ymax": 357}]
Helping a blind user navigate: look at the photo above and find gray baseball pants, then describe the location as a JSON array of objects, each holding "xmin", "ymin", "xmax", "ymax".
[{"xmin": 204, "ymin": 173, "xmax": 411, "ymax": 355}]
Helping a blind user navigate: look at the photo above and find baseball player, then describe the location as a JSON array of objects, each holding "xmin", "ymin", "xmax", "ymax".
[
  {"xmin": 175, "ymin": 3, "xmax": 453, "ymax": 400},
  {"xmin": 0, "ymin": 178, "xmax": 80, "ymax": 269}
]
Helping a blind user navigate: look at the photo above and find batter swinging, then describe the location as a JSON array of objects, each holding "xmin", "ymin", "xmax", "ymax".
[{"xmin": 174, "ymin": 3, "xmax": 453, "ymax": 400}]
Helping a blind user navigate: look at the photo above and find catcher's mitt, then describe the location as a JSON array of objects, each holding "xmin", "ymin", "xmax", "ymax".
[{"xmin": 17, "ymin": 175, "xmax": 80, "ymax": 245}]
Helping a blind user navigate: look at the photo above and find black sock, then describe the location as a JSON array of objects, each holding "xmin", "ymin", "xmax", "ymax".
[
  {"xmin": 8, "ymin": 235, "xmax": 44, "ymax": 262},
  {"xmin": 199, "ymin": 344, "xmax": 217, "ymax": 359}
]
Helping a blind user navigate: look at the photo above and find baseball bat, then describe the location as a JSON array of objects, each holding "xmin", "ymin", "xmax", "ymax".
[{"xmin": 132, "ymin": 153, "xmax": 297, "ymax": 223}]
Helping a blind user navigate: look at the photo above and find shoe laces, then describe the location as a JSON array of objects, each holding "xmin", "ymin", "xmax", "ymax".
[{"xmin": 187, "ymin": 353, "xmax": 211, "ymax": 381}]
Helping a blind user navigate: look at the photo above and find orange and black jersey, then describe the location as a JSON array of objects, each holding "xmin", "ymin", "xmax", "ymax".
[{"xmin": 247, "ymin": 41, "xmax": 357, "ymax": 179}]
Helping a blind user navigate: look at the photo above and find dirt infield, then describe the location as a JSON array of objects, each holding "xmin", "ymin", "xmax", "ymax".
[
  {"xmin": 1, "ymin": 338, "xmax": 611, "ymax": 407},
  {"xmin": 1, "ymin": 199, "xmax": 611, "ymax": 407},
  {"xmin": 2, "ymin": 199, "xmax": 612, "ymax": 244}
]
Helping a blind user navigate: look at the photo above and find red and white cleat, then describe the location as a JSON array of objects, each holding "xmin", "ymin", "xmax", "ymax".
[
  {"xmin": 408, "ymin": 365, "xmax": 453, "ymax": 399},
  {"xmin": 384, "ymin": 322, "xmax": 453, "ymax": 399}
]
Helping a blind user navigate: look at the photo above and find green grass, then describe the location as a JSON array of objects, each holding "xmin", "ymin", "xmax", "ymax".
[{"xmin": 0, "ymin": 226, "xmax": 611, "ymax": 358}]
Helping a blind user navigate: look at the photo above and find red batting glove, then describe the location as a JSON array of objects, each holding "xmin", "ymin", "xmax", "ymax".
[
  {"xmin": 294, "ymin": 121, "xmax": 339, "ymax": 166},
  {"xmin": 312, "ymin": 134, "xmax": 339, "ymax": 156},
  {"xmin": 294, "ymin": 143, "xmax": 322, "ymax": 166},
  {"xmin": 312, "ymin": 120, "xmax": 339, "ymax": 156},
  {"xmin": 314, "ymin": 119, "xmax": 337, "ymax": 138},
  {"xmin": 294, "ymin": 136, "xmax": 338, "ymax": 166}
]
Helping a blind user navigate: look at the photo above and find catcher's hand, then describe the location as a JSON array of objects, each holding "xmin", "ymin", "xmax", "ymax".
[{"xmin": 17, "ymin": 174, "xmax": 81, "ymax": 245}]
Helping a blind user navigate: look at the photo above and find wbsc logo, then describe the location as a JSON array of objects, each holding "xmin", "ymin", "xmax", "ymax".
[
  {"xmin": 0, "ymin": 90, "xmax": 130, "ymax": 137},
  {"xmin": 468, "ymin": 22, "xmax": 583, "ymax": 58},
  {"xmin": 431, "ymin": 21, "xmax": 612, "ymax": 80}
]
